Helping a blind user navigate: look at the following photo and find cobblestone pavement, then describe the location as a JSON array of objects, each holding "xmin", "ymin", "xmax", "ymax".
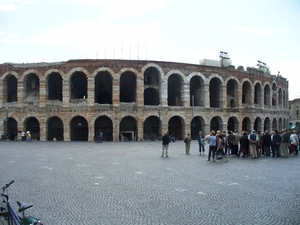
[{"xmin": 0, "ymin": 141, "xmax": 300, "ymax": 225}]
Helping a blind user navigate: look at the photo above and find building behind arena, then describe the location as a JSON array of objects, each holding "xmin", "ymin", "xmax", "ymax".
[{"xmin": 0, "ymin": 57, "xmax": 289, "ymax": 141}]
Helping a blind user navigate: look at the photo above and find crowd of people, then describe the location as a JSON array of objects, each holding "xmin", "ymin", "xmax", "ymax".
[
  {"xmin": 161, "ymin": 129, "xmax": 300, "ymax": 161},
  {"xmin": 201, "ymin": 129, "xmax": 299, "ymax": 162}
]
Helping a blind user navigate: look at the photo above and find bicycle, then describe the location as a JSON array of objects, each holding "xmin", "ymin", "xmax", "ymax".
[{"xmin": 0, "ymin": 180, "xmax": 43, "ymax": 225}]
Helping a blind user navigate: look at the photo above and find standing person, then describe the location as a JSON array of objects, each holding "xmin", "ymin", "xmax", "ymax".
[
  {"xmin": 26, "ymin": 131, "xmax": 31, "ymax": 143},
  {"xmin": 21, "ymin": 131, "xmax": 26, "ymax": 141},
  {"xmin": 233, "ymin": 130, "xmax": 240, "ymax": 157},
  {"xmin": 289, "ymin": 131, "xmax": 299, "ymax": 156},
  {"xmin": 262, "ymin": 130, "xmax": 271, "ymax": 156},
  {"xmin": 197, "ymin": 131, "xmax": 205, "ymax": 155},
  {"xmin": 257, "ymin": 131, "xmax": 263, "ymax": 157},
  {"xmin": 239, "ymin": 131, "xmax": 249, "ymax": 158},
  {"xmin": 99, "ymin": 131, "xmax": 103, "ymax": 143},
  {"xmin": 184, "ymin": 134, "xmax": 192, "ymax": 154},
  {"xmin": 161, "ymin": 132, "xmax": 170, "ymax": 157},
  {"xmin": 272, "ymin": 130, "xmax": 282, "ymax": 157},
  {"xmin": 227, "ymin": 131, "xmax": 235, "ymax": 157},
  {"xmin": 248, "ymin": 130, "xmax": 258, "ymax": 158},
  {"xmin": 205, "ymin": 130, "xmax": 217, "ymax": 161},
  {"xmin": 281, "ymin": 129, "xmax": 290, "ymax": 157},
  {"xmin": 216, "ymin": 134, "xmax": 228, "ymax": 161}
]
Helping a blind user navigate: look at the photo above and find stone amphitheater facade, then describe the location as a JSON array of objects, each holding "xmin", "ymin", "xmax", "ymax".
[{"xmin": 0, "ymin": 59, "xmax": 289, "ymax": 141}]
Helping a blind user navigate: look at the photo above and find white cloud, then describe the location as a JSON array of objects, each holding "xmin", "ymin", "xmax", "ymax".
[
  {"xmin": 0, "ymin": 31, "xmax": 19, "ymax": 42},
  {"xmin": 230, "ymin": 25, "xmax": 276, "ymax": 35},
  {"xmin": 0, "ymin": 0, "xmax": 35, "ymax": 11}
]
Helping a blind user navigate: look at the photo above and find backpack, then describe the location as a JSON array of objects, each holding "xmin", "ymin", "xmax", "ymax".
[{"xmin": 184, "ymin": 138, "xmax": 188, "ymax": 143}]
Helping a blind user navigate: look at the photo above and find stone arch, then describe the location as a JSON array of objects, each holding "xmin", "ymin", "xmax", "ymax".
[
  {"xmin": 94, "ymin": 70, "xmax": 113, "ymax": 104},
  {"xmin": 47, "ymin": 116, "xmax": 64, "ymax": 141},
  {"xmin": 210, "ymin": 116, "xmax": 223, "ymax": 132},
  {"xmin": 242, "ymin": 117, "xmax": 251, "ymax": 132},
  {"xmin": 70, "ymin": 116, "xmax": 88, "ymax": 141},
  {"xmin": 190, "ymin": 116, "xmax": 205, "ymax": 139},
  {"xmin": 264, "ymin": 117, "xmax": 271, "ymax": 132},
  {"xmin": 3, "ymin": 73, "xmax": 18, "ymax": 102},
  {"xmin": 254, "ymin": 81, "xmax": 263, "ymax": 105},
  {"xmin": 227, "ymin": 116, "xmax": 239, "ymax": 132},
  {"xmin": 272, "ymin": 118, "xmax": 278, "ymax": 131},
  {"xmin": 189, "ymin": 73, "xmax": 205, "ymax": 107},
  {"xmin": 263, "ymin": 83, "xmax": 271, "ymax": 106},
  {"xmin": 208, "ymin": 76, "xmax": 223, "ymax": 108},
  {"xmin": 46, "ymin": 71, "xmax": 63, "ymax": 101},
  {"xmin": 95, "ymin": 116, "xmax": 113, "ymax": 141},
  {"xmin": 168, "ymin": 116, "xmax": 184, "ymax": 140},
  {"xmin": 254, "ymin": 117, "xmax": 262, "ymax": 132},
  {"xmin": 226, "ymin": 78, "xmax": 239, "ymax": 107},
  {"xmin": 120, "ymin": 71, "xmax": 137, "ymax": 103},
  {"xmin": 70, "ymin": 70, "xmax": 88, "ymax": 100},
  {"xmin": 25, "ymin": 117, "xmax": 40, "ymax": 140},
  {"xmin": 6, "ymin": 117, "xmax": 18, "ymax": 140},
  {"xmin": 242, "ymin": 80, "xmax": 252, "ymax": 105},
  {"xmin": 278, "ymin": 87, "xmax": 283, "ymax": 107},
  {"xmin": 143, "ymin": 116, "xmax": 160, "ymax": 140},
  {"xmin": 119, "ymin": 116, "xmax": 137, "ymax": 141},
  {"xmin": 167, "ymin": 73, "xmax": 184, "ymax": 106}
]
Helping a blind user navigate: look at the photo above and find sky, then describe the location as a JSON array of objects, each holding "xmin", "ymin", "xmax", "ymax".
[{"xmin": 0, "ymin": 0, "xmax": 300, "ymax": 100}]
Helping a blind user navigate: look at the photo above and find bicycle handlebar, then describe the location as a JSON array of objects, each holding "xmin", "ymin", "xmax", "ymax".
[{"xmin": 1, "ymin": 180, "xmax": 14, "ymax": 191}]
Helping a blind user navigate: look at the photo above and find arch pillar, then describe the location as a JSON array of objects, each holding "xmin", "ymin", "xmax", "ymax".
[{"xmin": 203, "ymin": 84, "xmax": 210, "ymax": 108}]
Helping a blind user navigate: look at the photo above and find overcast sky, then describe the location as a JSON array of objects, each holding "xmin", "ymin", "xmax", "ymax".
[{"xmin": 1, "ymin": 0, "xmax": 299, "ymax": 100}]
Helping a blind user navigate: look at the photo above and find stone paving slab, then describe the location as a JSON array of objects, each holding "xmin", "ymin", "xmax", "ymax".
[{"xmin": 0, "ymin": 141, "xmax": 300, "ymax": 225}]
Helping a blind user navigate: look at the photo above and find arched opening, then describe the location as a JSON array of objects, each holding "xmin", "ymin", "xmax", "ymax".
[
  {"xmin": 168, "ymin": 74, "xmax": 183, "ymax": 106},
  {"xmin": 209, "ymin": 78, "xmax": 221, "ymax": 108},
  {"xmin": 254, "ymin": 117, "xmax": 262, "ymax": 132},
  {"xmin": 264, "ymin": 85, "xmax": 271, "ymax": 106},
  {"xmin": 94, "ymin": 116, "xmax": 113, "ymax": 141},
  {"xmin": 242, "ymin": 117, "xmax": 251, "ymax": 132},
  {"xmin": 242, "ymin": 81, "xmax": 251, "ymax": 104},
  {"xmin": 143, "ymin": 116, "xmax": 160, "ymax": 140},
  {"xmin": 168, "ymin": 116, "xmax": 183, "ymax": 140},
  {"xmin": 254, "ymin": 83, "xmax": 262, "ymax": 105},
  {"xmin": 70, "ymin": 116, "xmax": 88, "ymax": 141},
  {"xmin": 210, "ymin": 117, "xmax": 222, "ymax": 132},
  {"xmin": 25, "ymin": 73, "xmax": 40, "ymax": 103},
  {"xmin": 227, "ymin": 79, "xmax": 238, "ymax": 107},
  {"xmin": 191, "ymin": 117, "xmax": 204, "ymax": 139},
  {"xmin": 120, "ymin": 116, "xmax": 137, "ymax": 141},
  {"xmin": 7, "ymin": 118, "xmax": 18, "ymax": 140},
  {"xmin": 227, "ymin": 117, "xmax": 238, "ymax": 132},
  {"xmin": 25, "ymin": 117, "xmax": 40, "ymax": 140},
  {"xmin": 48, "ymin": 72, "xmax": 62, "ymax": 101},
  {"xmin": 5, "ymin": 75, "xmax": 18, "ymax": 102},
  {"xmin": 264, "ymin": 117, "xmax": 271, "ymax": 132},
  {"xmin": 95, "ymin": 71, "xmax": 112, "ymax": 104},
  {"xmin": 47, "ymin": 116, "xmax": 64, "ymax": 141},
  {"xmin": 190, "ymin": 76, "xmax": 204, "ymax": 106},
  {"xmin": 120, "ymin": 72, "xmax": 136, "ymax": 103},
  {"xmin": 70, "ymin": 72, "xmax": 87, "ymax": 99}
]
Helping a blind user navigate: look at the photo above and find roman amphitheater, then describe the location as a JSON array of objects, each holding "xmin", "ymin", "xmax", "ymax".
[{"xmin": 0, "ymin": 58, "xmax": 289, "ymax": 141}]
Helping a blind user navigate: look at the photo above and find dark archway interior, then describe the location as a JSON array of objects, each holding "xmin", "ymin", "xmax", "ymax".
[
  {"xmin": 190, "ymin": 77, "xmax": 203, "ymax": 106},
  {"xmin": 120, "ymin": 72, "xmax": 136, "ymax": 103},
  {"xmin": 227, "ymin": 118, "xmax": 235, "ymax": 132},
  {"xmin": 144, "ymin": 88, "xmax": 159, "ymax": 105},
  {"xmin": 26, "ymin": 117, "xmax": 40, "ymax": 140},
  {"xmin": 191, "ymin": 117, "xmax": 202, "ymax": 139},
  {"xmin": 25, "ymin": 73, "xmax": 40, "ymax": 101},
  {"xmin": 7, "ymin": 76, "xmax": 17, "ymax": 102},
  {"xmin": 70, "ymin": 116, "xmax": 88, "ymax": 141},
  {"xmin": 7, "ymin": 118, "xmax": 17, "ymax": 140},
  {"xmin": 48, "ymin": 117, "xmax": 64, "ymax": 141},
  {"xmin": 95, "ymin": 116, "xmax": 113, "ymax": 141},
  {"xmin": 95, "ymin": 71, "xmax": 112, "ymax": 104},
  {"xmin": 168, "ymin": 116, "xmax": 182, "ymax": 140},
  {"xmin": 143, "ymin": 116, "xmax": 159, "ymax": 140},
  {"xmin": 71, "ymin": 72, "xmax": 87, "ymax": 99},
  {"xmin": 209, "ymin": 78, "xmax": 220, "ymax": 108},
  {"xmin": 168, "ymin": 75, "xmax": 182, "ymax": 106},
  {"xmin": 120, "ymin": 116, "xmax": 137, "ymax": 141},
  {"xmin": 48, "ymin": 73, "xmax": 62, "ymax": 101},
  {"xmin": 210, "ymin": 117, "xmax": 219, "ymax": 132}
]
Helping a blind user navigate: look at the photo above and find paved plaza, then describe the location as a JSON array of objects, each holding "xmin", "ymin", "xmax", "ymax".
[{"xmin": 0, "ymin": 141, "xmax": 300, "ymax": 225}]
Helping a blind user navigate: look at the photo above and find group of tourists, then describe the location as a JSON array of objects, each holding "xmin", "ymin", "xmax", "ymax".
[
  {"xmin": 201, "ymin": 128, "xmax": 299, "ymax": 162},
  {"xmin": 161, "ymin": 129, "xmax": 300, "ymax": 161}
]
